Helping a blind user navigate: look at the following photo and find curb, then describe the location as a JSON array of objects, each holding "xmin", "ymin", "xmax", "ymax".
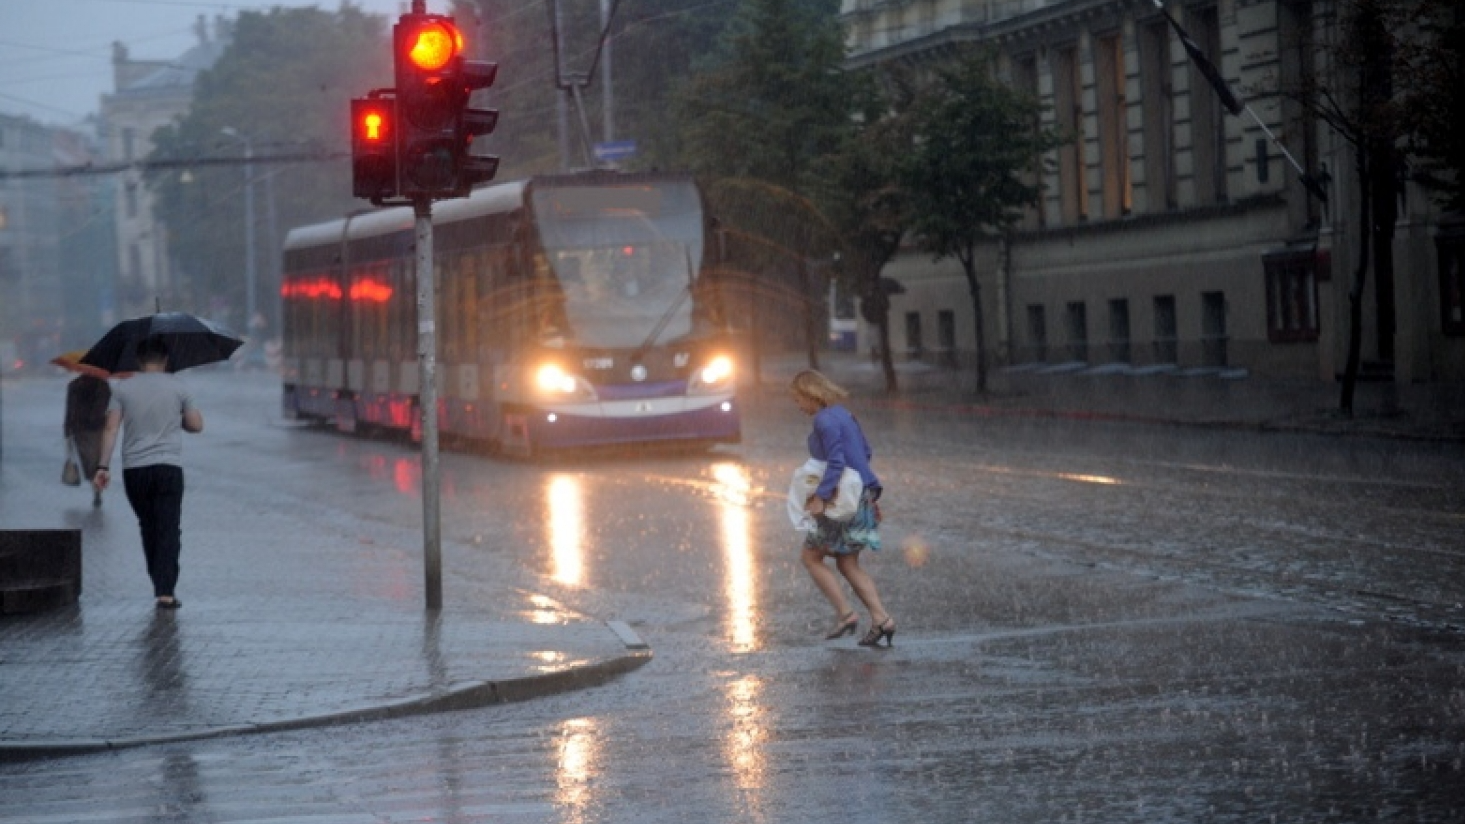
[{"xmin": 0, "ymin": 624, "xmax": 652, "ymax": 763}]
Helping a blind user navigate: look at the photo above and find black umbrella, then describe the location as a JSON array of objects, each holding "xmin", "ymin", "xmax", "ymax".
[{"xmin": 81, "ymin": 312, "xmax": 244, "ymax": 374}]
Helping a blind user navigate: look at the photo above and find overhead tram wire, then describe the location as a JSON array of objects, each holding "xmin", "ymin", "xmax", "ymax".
[{"xmin": 0, "ymin": 150, "xmax": 348, "ymax": 180}]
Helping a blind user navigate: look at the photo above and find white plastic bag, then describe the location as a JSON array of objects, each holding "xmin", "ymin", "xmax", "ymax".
[{"xmin": 787, "ymin": 458, "xmax": 864, "ymax": 530}]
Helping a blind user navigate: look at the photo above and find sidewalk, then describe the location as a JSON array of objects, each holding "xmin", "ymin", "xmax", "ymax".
[
  {"xmin": 759, "ymin": 352, "xmax": 1465, "ymax": 442},
  {"xmin": 0, "ymin": 377, "xmax": 650, "ymax": 762}
]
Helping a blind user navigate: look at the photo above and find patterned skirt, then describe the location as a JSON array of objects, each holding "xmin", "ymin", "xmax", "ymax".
[{"xmin": 803, "ymin": 489, "xmax": 883, "ymax": 556}]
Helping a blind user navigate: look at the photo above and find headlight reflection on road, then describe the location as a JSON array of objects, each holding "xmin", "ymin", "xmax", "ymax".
[
  {"xmin": 1055, "ymin": 472, "xmax": 1122, "ymax": 485},
  {"xmin": 555, "ymin": 717, "xmax": 599, "ymax": 819},
  {"xmin": 723, "ymin": 675, "xmax": 767, "ymax": 790},
  {"xmin": 713, "ymin": 463, "xmax": 759, "ymax": 652},
  {"xmin": 545, "ymin": 474, "xmax": 586, "ymax": 588}
]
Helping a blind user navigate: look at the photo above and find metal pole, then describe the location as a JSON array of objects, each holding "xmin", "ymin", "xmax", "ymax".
[
  {"xmin": 553, "ymin": 0, "xmax": 570, "ymax": 170},
  {"xmin": 601, "ymin": 0, "xmax": 613, "ymax": 142},
  {"xmin": 414, "ymin": 198, "xmax": 442, "ymax": 610},
  {"xmin": 242, "ymin": 138, "xmax": 256, "ymax": 330}
]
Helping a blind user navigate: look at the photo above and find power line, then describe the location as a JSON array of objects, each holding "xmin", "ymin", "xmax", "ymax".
[{"xmin": 0, "ymin": 150, "xmax": 346, "ymax": 180}]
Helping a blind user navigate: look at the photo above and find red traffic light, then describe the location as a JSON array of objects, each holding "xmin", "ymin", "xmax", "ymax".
[
  {"xmin": 402, "ymin": 19, "xmax": 460, "ymax": 72},
  {"xmin": 351, "ymin": 96, "xmax": 399, "ymax": 203},
  {"xmin": 356, "ymin": 104, "xmax": 391, "ymax": 143}
]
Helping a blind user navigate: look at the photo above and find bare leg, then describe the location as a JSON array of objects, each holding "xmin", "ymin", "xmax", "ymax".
[
  {"xmin": 835, "ymin": 552, "xmax": 890, "ymax": 625},
  {"xmin": 802, "ymin": 545, "xmax": 854, "ymax": 618}
]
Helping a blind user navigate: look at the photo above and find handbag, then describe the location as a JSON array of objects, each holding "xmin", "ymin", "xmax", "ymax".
[
  {"xmin": 787, "ymin": 458, "xmax": 864, "ymax": 529},
  {"xmin": 61, "ymin": 439, "xmax": 81, "ymax": 486}
]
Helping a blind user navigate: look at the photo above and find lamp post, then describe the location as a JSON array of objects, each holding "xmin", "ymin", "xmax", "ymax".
[{"xmin": 221, "ymin": 128, "xmax": 256, "ymax": 330}]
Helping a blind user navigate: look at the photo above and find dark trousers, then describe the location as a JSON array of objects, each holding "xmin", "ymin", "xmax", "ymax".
[{"xmin": 122, "ymin": 464, "xmax": 185, "ymax": 598}]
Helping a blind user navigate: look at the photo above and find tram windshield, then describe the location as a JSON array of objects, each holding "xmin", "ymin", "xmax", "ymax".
[{"xmin": 530, "ymin": 180, "xmax": 705, "ymax": 349}]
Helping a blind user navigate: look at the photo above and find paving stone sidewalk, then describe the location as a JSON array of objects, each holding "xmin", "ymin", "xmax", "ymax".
[{"xmin": 0, "ymin": 376, "xmax": 649, "ymax": 762}]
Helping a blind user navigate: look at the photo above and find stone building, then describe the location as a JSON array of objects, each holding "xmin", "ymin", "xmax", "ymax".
[
  {"xmin": 842, "ymin": 0, "xmax": 1464, "ymax": 384},
  {"xmin": 0, "ymin": 113, "xmax": 63, "ymax": 371},
  {"xmin": 99, "ymin": 17, "xmax": 229, "ymax": 321}
]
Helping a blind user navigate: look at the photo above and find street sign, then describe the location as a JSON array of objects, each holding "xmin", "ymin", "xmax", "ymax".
[{"xmin": 593, "ymin": 140, "xmax": 637, "ymax": 162}]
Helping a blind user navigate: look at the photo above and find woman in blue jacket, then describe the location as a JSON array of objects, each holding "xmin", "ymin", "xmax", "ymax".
[{"xmin": 790, "ymin": 369, "xmax": 895, "ymax": 647}]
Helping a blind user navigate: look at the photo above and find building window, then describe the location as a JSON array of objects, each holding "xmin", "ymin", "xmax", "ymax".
[
  {"xmin": 1437, "ymin": 230, "xmax": 1465, "ymax": 336},
  {"xmin": 1201, "ymin": 291, "xmax": 1228, "ymax": 366},
  {"xmin": 1066, "ymin": 301, "xmax": 1089, "ymax": 362},
  {"xmin": 1139, "ymin": 18, "xmax": 1177, "ymax": 212},
  {"xmin": 904, "ymin": 311, "xmax": 923, "ymax": 359},
  {"xmin": 1027, "ymin": 304, "xmax": 1048, "ymax": 362},
  {"xmin": 125, "ymin": 181, "xmax": 138, "ymax": 219},
  {"xmin": 937, "ymin": 309, "xmax": 956, "ymax": 367},
  {"xmin": 1262, "ymin": 250, "xmax": 1320, "ymax": 342},
  {"xmin": 122, "ymin": 128, "xmax": 135, "ymax": 162},
  {"xmin": 1095, "ymin": 32, "xmax": 1131, "ymax": 218},
  {"xmin": 1108, "ymin": 298, "xmax": 1131, "ymax": 363},
  {"xmin": 1153, "ymin": 294, "xmax": 1178, "ymax": 363},
  {"xmin": 129, "ymin": 243, "xmax": 143, "ymax": 281},
  {"xmin": 1012, "ymin": 53, "xmax": 1045, "ymax": 229},
  {"xmin": 1188, "ymin": 4, "xmax": 1229, "ymax": 204},
  {"xmin": 1052, "ymin": 44, "xmax": 1087, "ymax": 224}
]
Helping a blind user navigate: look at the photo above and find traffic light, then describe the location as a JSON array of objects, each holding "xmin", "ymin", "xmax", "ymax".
[
  {"xmin": 351, "ymin": 95, "xmax": 398, "ymax": 203},
  {"xmin": 453, "ymin": 58, "xmax": 500, "ymax": 194},
  {"xmin": 394, "ymin": 13, "xmax": 463, "ymax": 198}
]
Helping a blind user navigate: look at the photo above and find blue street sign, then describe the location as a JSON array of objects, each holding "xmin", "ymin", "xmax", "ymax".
[{"xmin": 593, "ymin": 140, "xmax": 637, "ymax": 162}]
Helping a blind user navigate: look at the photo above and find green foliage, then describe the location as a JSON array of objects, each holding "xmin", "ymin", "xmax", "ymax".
[
  {"xmin": 1397, "ymin": 0, "xmax": 1465, "ymax": 211},
  {"xmin": 669, "ymin": 0, "xmax": 849, "ymax": 188},
  {"xmin": 899, "ymin": 49, "xmax": 1061, "ymax": 392},
  {"xmin": 902, "ymin": 51, "xmax": 1060, "ymax": 266},
  {"xmin": 147, "ymin": 7, "xmax": 391, "ymax": 327},
  {"xmin": 812, "ymin": 65, "xmax": 915, "ymax": 286}
]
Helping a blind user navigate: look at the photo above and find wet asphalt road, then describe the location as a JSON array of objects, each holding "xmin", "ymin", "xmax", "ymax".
[{"xmin": 3, "ymin": 369, "xmax": 1464, "ymax": 823}]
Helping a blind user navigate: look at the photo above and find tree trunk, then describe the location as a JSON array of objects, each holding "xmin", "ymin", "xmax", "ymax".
[
  {"xmin": 800, "ymin": 257, "xmax": 820, "ymax": 371},
  {"xmin": 963, "ymin": 253, "xmax": 987, "ymax": 394},
  {"xmin": 1342, "ymin": 143, "xmax": 1371, "ymax": 415},
  {"xmin": 876, "ymin": 313, "xmax": 897, "ymax": 394}
]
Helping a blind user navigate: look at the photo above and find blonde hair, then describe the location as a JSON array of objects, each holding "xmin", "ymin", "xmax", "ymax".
[{"xmin": 790, "ymin": 369, "xmax": 849, "ymax": 407}]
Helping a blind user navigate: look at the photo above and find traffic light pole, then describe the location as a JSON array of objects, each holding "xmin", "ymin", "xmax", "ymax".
[{"xmin": 414, "ymin": 197, "xmax": 443, "ymax": 611}]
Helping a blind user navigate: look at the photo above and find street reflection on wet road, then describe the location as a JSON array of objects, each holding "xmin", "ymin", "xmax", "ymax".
[
  {"xmin": 724, "ymin": 675, "xmax": 768, "ymax": 792},
  {"xmin": 555, "ymin": 717, "xmax": 599, "ymax": 820},
  {"xmin": 714, "ymin": 463, "xmax": 759, "ymax": 652},
  {"xmin": 546, "ymin": 474, "xmax": 587, "ymax": 588}
]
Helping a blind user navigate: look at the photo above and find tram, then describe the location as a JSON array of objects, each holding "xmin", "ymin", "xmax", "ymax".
[{"xmin": 280, "ymin": 171, "xmax": 741, "ymax": 454}]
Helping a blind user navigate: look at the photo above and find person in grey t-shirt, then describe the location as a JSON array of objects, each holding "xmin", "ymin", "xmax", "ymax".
[{"xmin": 94, "ymin": 336, "xmax": 205, "ymax": 609}]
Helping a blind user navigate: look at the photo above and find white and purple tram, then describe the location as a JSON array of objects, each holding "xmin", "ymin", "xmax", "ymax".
[{"xmin": 280, "ymin": 171, "xmax": 741, "ymax": 454}]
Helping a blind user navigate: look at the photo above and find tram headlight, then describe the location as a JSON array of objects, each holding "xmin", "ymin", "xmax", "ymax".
[
  {"xmin": 534, "ymin": 363, "xmax": 597, "ymax": 401},
  {"xmin": 689, "ymin": 354, "xmax": 735, "ymax": 394}
]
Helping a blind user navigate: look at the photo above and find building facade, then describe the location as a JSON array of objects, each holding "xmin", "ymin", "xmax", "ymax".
[
  {"xmin": 0, "ymin": 113, "xmax": 63, "ymax": 371},
  {"xmin": 98, "ymin": 17, "xmax": 229, "ymax": 321},
  {"xmin": 842, "ymin": 0, "xmax": 1465, "ymax": 384}
]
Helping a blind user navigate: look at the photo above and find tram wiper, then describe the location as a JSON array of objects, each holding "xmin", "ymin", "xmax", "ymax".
[{"xmin": 630, "ymin": 248, "xmax": 695, "ymax": 365}]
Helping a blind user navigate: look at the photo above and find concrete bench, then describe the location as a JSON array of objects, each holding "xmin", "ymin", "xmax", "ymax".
[{"xmin": 0, "ymin": 529, "xmax": 82, "ymax": 614}]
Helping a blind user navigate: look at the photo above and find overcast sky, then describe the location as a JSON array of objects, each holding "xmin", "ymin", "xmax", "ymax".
[{"xmin": 0, "ymin": 0, "xmax": 418, "ymax": 129}]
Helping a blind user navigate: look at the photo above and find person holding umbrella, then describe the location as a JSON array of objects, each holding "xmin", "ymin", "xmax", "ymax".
[
  {"xmin": 93, "ymin": 336, "xmax": 205, "ymax": 609},
  {"xmin": 64, "ymin": 372, "xmax": 111, "ymax": 507}
]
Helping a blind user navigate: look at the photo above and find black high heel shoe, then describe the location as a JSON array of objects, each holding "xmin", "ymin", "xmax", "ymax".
[
  {"xmin": 824, "ymin": 611, "xmax": 859, "ymax": 640},
  {"xmin": 858, "ymin": 617, "xmax": 895, "ymax": 648}
]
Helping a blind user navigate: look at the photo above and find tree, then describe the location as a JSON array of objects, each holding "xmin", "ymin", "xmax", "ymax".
[
  {"xmin": 670, "ymin": 0, "xmax": 853, "ymax": 370},
  {"xmin": 1298, "ymin": 0, "xmax": 1462, "ymax": 412},
  {"xmin": 901, "ymin": 51, "xmax": 1061, "ymax": 393},
  {"xmin": 811, "ymin": 66, "xmax": 918, "ymax": 394},
  {"xmin": 147, "ymin": 7, "xmax": 391, "ymax": 330},
  {"xmin": 1397, "ymin": 0, "xmax": 1465, "ymax": 212}
]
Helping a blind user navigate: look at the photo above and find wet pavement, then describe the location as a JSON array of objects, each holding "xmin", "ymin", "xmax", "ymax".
[
  {"xmin": 0, "ymin": 375, "xmax": 649, "ymax": 761},
  {"xmin": 0, "ymin": 359, "xmax": 1463, "ymax": 822},
  {"xmin": 0, "ymin": 355, "xmax": 1461, "ymax": 766}
]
